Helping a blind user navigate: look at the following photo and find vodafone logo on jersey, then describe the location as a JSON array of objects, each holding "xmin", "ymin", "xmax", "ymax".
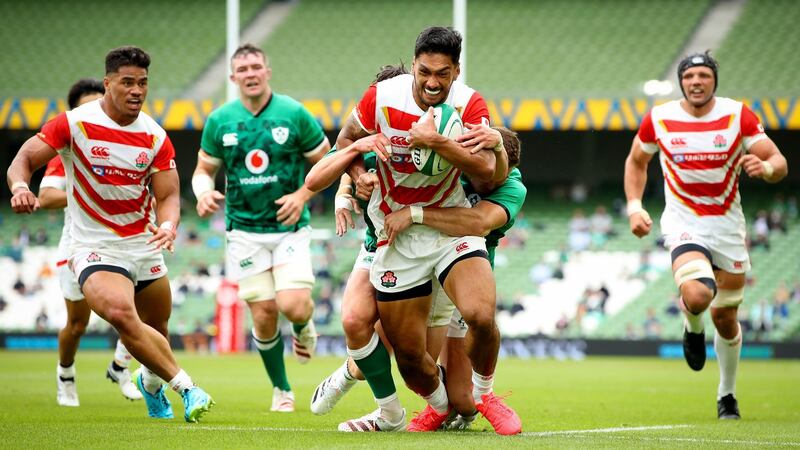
[
  {"xmin": 90, "ymin": 145, "xmax": 110, "ymax": 159},
  {"xmin": 245, "ymin": 149, "xmax": 269, "ymax": 174}
]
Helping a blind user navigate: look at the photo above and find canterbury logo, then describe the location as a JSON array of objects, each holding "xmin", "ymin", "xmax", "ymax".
[
  {"xmin": 670, "ymin": 138, "xmax": 687, "ymax": 147},
  {"xmin": 90, "ymin": 145, "xmax": 110, "ymax": 159},
  {"xmin": 390, "ymin": 135, "xmax": 410, "ymax": 147}
]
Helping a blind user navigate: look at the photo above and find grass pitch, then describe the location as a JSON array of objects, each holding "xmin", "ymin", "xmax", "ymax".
[{"xmin": 1, "ymin": 351, "xmax": 798, "ymax": 448}]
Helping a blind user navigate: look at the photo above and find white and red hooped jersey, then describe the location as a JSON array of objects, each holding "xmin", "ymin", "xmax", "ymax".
[
  {"xmin": 353, "ymin": 74, "xmax": 490, "ymax": 242},
  {"xmin": 36, "ymin": 99, "xmax": 176, "ymax": 248},
  {"xmin": 637, "ymin": 97, "xmax": 767, "ymax": 237},
  {"xmin": 38, "ymin": 156, "xmax": 71, "ymax": 265}
]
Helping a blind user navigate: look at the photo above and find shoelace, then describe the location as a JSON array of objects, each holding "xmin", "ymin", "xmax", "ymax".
[
  {"xmin": 481, "ymin": 392, "xmax": 515, "ymax": 417},
  {"xmin": 411, "ymin": 406, "xmax": 444, "ymax": 429}
]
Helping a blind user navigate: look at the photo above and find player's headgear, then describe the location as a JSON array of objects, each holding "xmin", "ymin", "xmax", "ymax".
[{"xmin": 677, "ymin": 51, "xmax": 719, "ymax": 95}]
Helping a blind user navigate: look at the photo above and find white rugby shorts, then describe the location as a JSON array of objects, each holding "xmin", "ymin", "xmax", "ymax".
[
  {"xmin": 225, "ymin": 226, "xmax": 315, "ymax": 285},
  {"xmin": 664, "ymin": 230, "xmax": 750, "ymax": 273},
  {"xmin": 70, "ymin": 243, "xmax": 167, "ymax": 287},
  {"xmin": 370, "ymin": 224, "xmax": 487, "ymax": 301}
]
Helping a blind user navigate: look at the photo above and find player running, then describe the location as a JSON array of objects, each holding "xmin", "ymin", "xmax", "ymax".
[
  {"xmin": 624, "ymin": 51, "xmax": 788, "ymax": 419},
  {"xmin": 39, "ymin": 78, "xmax": 142, "ymax": 407},
  {"xmin": 383, "ymin": 126, "xmax": 526, "ymax": 430},
  {"xmin": 8, "ymin": 46, "xmax": 214, "ymax": 422},
  {"xmin": 322, "ymin": 27, "xmax": 520, "ymax": 434},
  {"xmin": 192, "ymin": 43, "xmax": 330, "ymax": 413}
]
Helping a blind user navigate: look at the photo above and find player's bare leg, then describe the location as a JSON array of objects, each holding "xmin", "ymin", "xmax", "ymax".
[
  {"xmin": 440, "ymin": 336, "xmax": 479, "ymax": 429},
  {"xmin": 326, "ymin": 271, "xmax": 404, "ymax": 431},
  {"xmin": 56, "ymin": 299, "xmax": 90, "ymax": 406},
  {"xmin": 84, "ymin": 272, "xmax": 211, "ymax": 420},
  {"xmin": 444, "ymin": 257, "xmax": 521, "ymax": 435},
  {"xmin": 710, "ymin": 270, "xmax": 745, "ymax": 420},
  {"xmin": 83, "ymin": 273, "xmax": 178, "ymax": 379},
  {"xmin": 249, "ymin": 298, "xmax": 294, "ymax": 412},
  {"xmin": 379, "ymin": 294, "xmax": 449, "ymax": 431}
]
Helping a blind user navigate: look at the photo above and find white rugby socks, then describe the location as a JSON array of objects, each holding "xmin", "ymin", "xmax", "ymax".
[
  {"xmin": 141, "ymin": 366, "xmax": 163, "ymax": 394},
  {"xmin": 169, "ymin": 369, "xmax": 194, "ymax": 393},
  {"xmin": 472, "ymin": 370, "xmax": 494, "ymax": 404},
  {"xmin": 715, "ymin": 323, "xmax": 742, "ymax": 399},
  {"xmin": 682, "ymin": 298, "xmax": 705, "ymax": 333},
  {"xmin": 113, "ymin": 339, "xmax": 133, "ymax": 368}
]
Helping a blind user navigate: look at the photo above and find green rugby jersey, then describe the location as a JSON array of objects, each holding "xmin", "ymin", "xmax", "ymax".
[
  {"xmin": 322, "ymin": 147, "xmax": 378, "ymax": 252},
  {"xmin": 201, "ymin": 94, "xmax": 325, "ymax": 233},
  {"xmin": 462, "ymin": 168, "xmax": 527, "ymax": 266}
]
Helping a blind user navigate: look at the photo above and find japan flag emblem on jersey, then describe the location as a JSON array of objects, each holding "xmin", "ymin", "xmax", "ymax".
[
  {"xmin": 245, "ymin": 149, "xmax": 269, "ymax": 174},
  {"xmin": 272, "ymin": 127, "xmax": 289, "ymax": 145}
]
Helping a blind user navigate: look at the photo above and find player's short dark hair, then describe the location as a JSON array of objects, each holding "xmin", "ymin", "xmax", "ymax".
[
  {"xmin": 374, "ymin": 62, "xmax": 408, "ymax": 83},
  {"xmin": 67, "ymin": 79, "xmax": 104, "ymax": 109},
  {"xmin": 415, "ymin": 26, "xmax": 461, "ymax": 65},
  {"xmin": 105, "ymin": 46, "xmax": 151, "ymax": 74},
  {"xmin": 232, "ymin": 43, "xmax": 266, "ymax": 64},
  {"xmin": 495, "ymin": 126, "xmax": 521, "ymax": 168}
]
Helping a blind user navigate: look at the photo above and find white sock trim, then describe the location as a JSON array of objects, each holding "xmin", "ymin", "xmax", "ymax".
[
  {"xmin": 347, "ymin": 332, "xmax": 380, "ymax": 361},
  {"xmin": 253, "ymin": 328, "xmax": 282, "ymax": 351}
]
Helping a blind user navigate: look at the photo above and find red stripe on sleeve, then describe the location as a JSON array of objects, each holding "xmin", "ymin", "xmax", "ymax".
[
  {"xmin": 151, "ymin": 135, "xmax": 176, "ymax": 172},
  {"xmin": 461, "ymin": 91, "xmax": 490, "ymax": 126},
  {"xmin": 637, "ymin": 111, "xmax": 656, "ymax": 143},
  {"xmin": 740, "ymin": 104, "xmax": 763, "ymax": 137},
  {"xmin": 38, "ymin": 113, "xmax": 71, "ymax": 150},
  {"xmin": 356, "ymin": 85, "xmax": 377, "ymax": 132}
]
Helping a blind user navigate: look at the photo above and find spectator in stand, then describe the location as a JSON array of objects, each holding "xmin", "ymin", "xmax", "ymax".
[
  {"xmin": 768, "ymin": 193, "xmax": 787, "ymax": 233},
  {"xmin": 36, "ymin": 308, "xmax": 49, "ymax": 331},
  {"xmin": 750, "ymin": 210, "xmax": 770, "ymax": 250},
  {"xmin": 590, "ymin": 205, "xmax": 615, "ymax": 248},
  {"xmin": 643, "ymin": 307, "xmax": 662, "ymax": 339},
  {"xmin": 568, "ymin": 209, "xmax": 591, "ymax": 252},
  {"xmin": 34, "ymin": 227, "xmax": 49, "ymax": 246}
]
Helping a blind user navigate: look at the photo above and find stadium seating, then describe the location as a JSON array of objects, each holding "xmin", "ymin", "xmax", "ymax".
[
  {"xmin": 0, "ymin": 0, "xmax": 269, "ymax": 98},
  {"xmin": 264, "ymin": 0, "xmax": 711, "ymax": 98},
  {"xmin": 715, "ymin": 0, "xmax": 800, "ymax": 97}
]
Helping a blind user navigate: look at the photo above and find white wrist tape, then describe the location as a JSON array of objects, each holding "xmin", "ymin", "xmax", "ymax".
[
  {"xmin": 761, "ymin": 160, "xmax": 774, "ymax": 179},
  {"xmin": 410, "ymin": 205, "xmax": 424, "ymax": 224},
  {"xmin": 493, "ymin": 132, "xmax": 504, "ymax": 153},
  {"xmin": 192, "ymin": 174, "xmax": 215, "ymax": 199},
  {"xmin": 335, "ymin": 195, "xmax": 353, "ymax": 211},
  {"xmin": 626, "ymin": 199, "xmax": 652, "ymax": 221},
  {"xmin": 159, "ymin": 220, "xmax": 177, "ymax": 238},
  {"xmin": 11, "ymin": 181, "xmax": 29, "ymax": 192}
]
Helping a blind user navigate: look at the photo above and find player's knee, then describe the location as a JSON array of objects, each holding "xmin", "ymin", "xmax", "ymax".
[
  {"xmin": 460, "ymin": 305, "xmax": 495, "ymax": 333},
  {"xmin": 64, "ymin": 319, "xmax": 87, "ymax": 337},
  {"xmin": 104, "ymin": 305, "xmax": 139, "ymax": 333},
  {"xmin": 674, "ymin": 258, "xmax": 716, "ymax": 307},
  {"xmin": 681, "ymin": 279, "xmax": 715, "ymax": 308},
  {"xmin": 341, "ymin": 311, "xmax": 375, "ymax": 343},
  {"xmin": 250, "ymin": 301, "xmax": 279, "ymax": 325}
]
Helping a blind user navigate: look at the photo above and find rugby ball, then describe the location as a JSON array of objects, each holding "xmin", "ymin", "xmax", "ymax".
[{"xmin": 411, "ymin": 104, "xmax": 463, "ymax": 176}]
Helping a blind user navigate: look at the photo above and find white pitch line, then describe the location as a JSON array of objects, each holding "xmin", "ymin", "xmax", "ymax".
[
  {"xmin": 182, "ymin": 424, "xmax": 800, "ymax": 446},
  {"xmin": 522, "ymin": 424, "xmax": 691, "ymax": 436},
  {"xmin": 183, "ymin": 424, "xmax": 690, "ymax": 435},
  {"xmin": 593, "ymin": 435, "xmax": 800, "ymax": 447}
]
